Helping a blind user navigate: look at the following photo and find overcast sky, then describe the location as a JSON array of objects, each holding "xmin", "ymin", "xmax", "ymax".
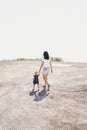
[{"xmin": 0, "ymin": 0, "xmax": 87, "ymax": 62}]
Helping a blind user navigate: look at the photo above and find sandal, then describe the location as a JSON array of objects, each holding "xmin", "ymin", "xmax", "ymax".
[
  {"xmin": 47, "ymin": 84, "xmax": 50, "ymax": 91},
  {"xmin": 43, "ymin": 85, "xmax": 46, "ymax": 89}
]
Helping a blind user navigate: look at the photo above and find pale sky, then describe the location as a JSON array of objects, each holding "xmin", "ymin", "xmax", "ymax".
[{"xmin": 0, "ymin": 0, "xmax": 87, "ymax": 62}]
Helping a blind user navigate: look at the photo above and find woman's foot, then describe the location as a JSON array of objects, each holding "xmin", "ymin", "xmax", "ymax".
[
  {"xmin": 47, "ymin": 84, "xmax": 50, "ymax": 91},
  {"xmin": 43, "ymin": 85, "xmax": 46, "ymax": 89}
]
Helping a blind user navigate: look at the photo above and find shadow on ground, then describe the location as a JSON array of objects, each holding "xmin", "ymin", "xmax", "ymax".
[{"xmin": 29, "ymin": 88, "xmax": 49, "ymax": 102}]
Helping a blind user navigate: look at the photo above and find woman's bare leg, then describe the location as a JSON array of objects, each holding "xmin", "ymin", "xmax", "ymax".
[
  {"xmin": 43, "ymin": 74, "xmax": 49, "ymax": 88},
  {"xmin": 45, "ymin": 74, "xmax": 50, "ymax": 91}
]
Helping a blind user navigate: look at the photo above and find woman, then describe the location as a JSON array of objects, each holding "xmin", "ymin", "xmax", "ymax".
[{"xmin": 39, "ymin": 51, "xmax": 53, "ymax": 91}]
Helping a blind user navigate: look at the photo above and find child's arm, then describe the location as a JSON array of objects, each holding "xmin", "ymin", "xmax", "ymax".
[{"xmin": 32, "ymin": 75, "xmax": 34, "ymax": 81}]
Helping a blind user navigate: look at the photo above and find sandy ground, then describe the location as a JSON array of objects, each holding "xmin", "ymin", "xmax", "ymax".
[{"xmin": 0, "ymin": 60, "xmax": 87, "ymax": 130}]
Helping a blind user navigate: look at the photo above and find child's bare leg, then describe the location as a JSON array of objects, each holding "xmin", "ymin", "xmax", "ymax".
[
  {"xmin": 37, "ymin": 84, "xmax": 39, "ymax": 91},
  {"xmin": 33, "ymin": 84, "xmax": 35, "ymax": 90}
]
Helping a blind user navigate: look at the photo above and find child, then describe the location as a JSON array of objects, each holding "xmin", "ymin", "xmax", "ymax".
[
  {"xmin": 32, "ymin": 71, "xmax": 39, "ymax": 91},
  {"xmin": 39, "ymin": 51, "xmax": 53, "ymax": 91}
]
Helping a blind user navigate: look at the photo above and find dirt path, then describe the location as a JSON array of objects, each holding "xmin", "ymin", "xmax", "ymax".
[{"xmin": 0, "ymin": 60, "xmax": 87, "ymax": 130}]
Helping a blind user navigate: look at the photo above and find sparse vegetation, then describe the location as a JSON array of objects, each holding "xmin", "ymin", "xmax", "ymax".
[
  {"xmin": 16, "ymin": 57, "xmax": 63, "ymax": 62},
  {"xmin": 51, "ymin": 57, "xmax": 63, "ymax": 62},
  {"xmin": 16, "ymin": 58, "xmax": 41, "ymax": 61}
]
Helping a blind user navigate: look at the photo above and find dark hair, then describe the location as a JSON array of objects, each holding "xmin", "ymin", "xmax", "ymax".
[{"xmin": 43, "ymin": 51, "xmax": 49, "ymax": 60}]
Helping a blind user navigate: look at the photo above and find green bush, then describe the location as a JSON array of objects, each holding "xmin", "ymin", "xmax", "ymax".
[{"xmin": 51, "ymin": 57, "xmax": 63, "ymax": 62}]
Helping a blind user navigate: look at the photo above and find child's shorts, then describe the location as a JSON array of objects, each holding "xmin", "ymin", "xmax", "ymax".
[
  {"xmin": 33, "ymin": 80, "xmax": 39, "ymax": 85},
  {"xmin": 42, "ymin": 67, "xmax": 49, "ymax": 75}
]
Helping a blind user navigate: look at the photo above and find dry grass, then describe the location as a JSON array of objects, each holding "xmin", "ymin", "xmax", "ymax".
[{"xmin": 0, "ymin": 60, "xmax": 87, "ymax": 130}]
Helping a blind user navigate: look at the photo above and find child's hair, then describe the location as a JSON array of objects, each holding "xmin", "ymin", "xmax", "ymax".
[
  {"xmin": 34, "ymin": 71, "xmax": 38, "ymax": 75},
  {"xmin": 43, "ymin": 51, "xmax": 49, "ymax": 60}
]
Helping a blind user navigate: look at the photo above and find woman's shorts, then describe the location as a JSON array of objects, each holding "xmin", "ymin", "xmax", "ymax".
[{"xmin": 42, "ymin": 67, "xmax": 49, "ymax": 75}]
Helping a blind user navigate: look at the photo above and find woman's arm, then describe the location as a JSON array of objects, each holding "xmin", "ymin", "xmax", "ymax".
[
  {"xmin": 39, "ymin": 61, "xmax": 44, "ymax": 73},
  {"xmin": 50, "ymin": 60, "xmax": 53, "ymax": 73}
]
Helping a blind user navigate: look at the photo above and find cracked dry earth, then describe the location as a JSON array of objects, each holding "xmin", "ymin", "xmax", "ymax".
[{"xmin": 0, "ymin": 60, "xmax": 87, "ymax": 130}]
